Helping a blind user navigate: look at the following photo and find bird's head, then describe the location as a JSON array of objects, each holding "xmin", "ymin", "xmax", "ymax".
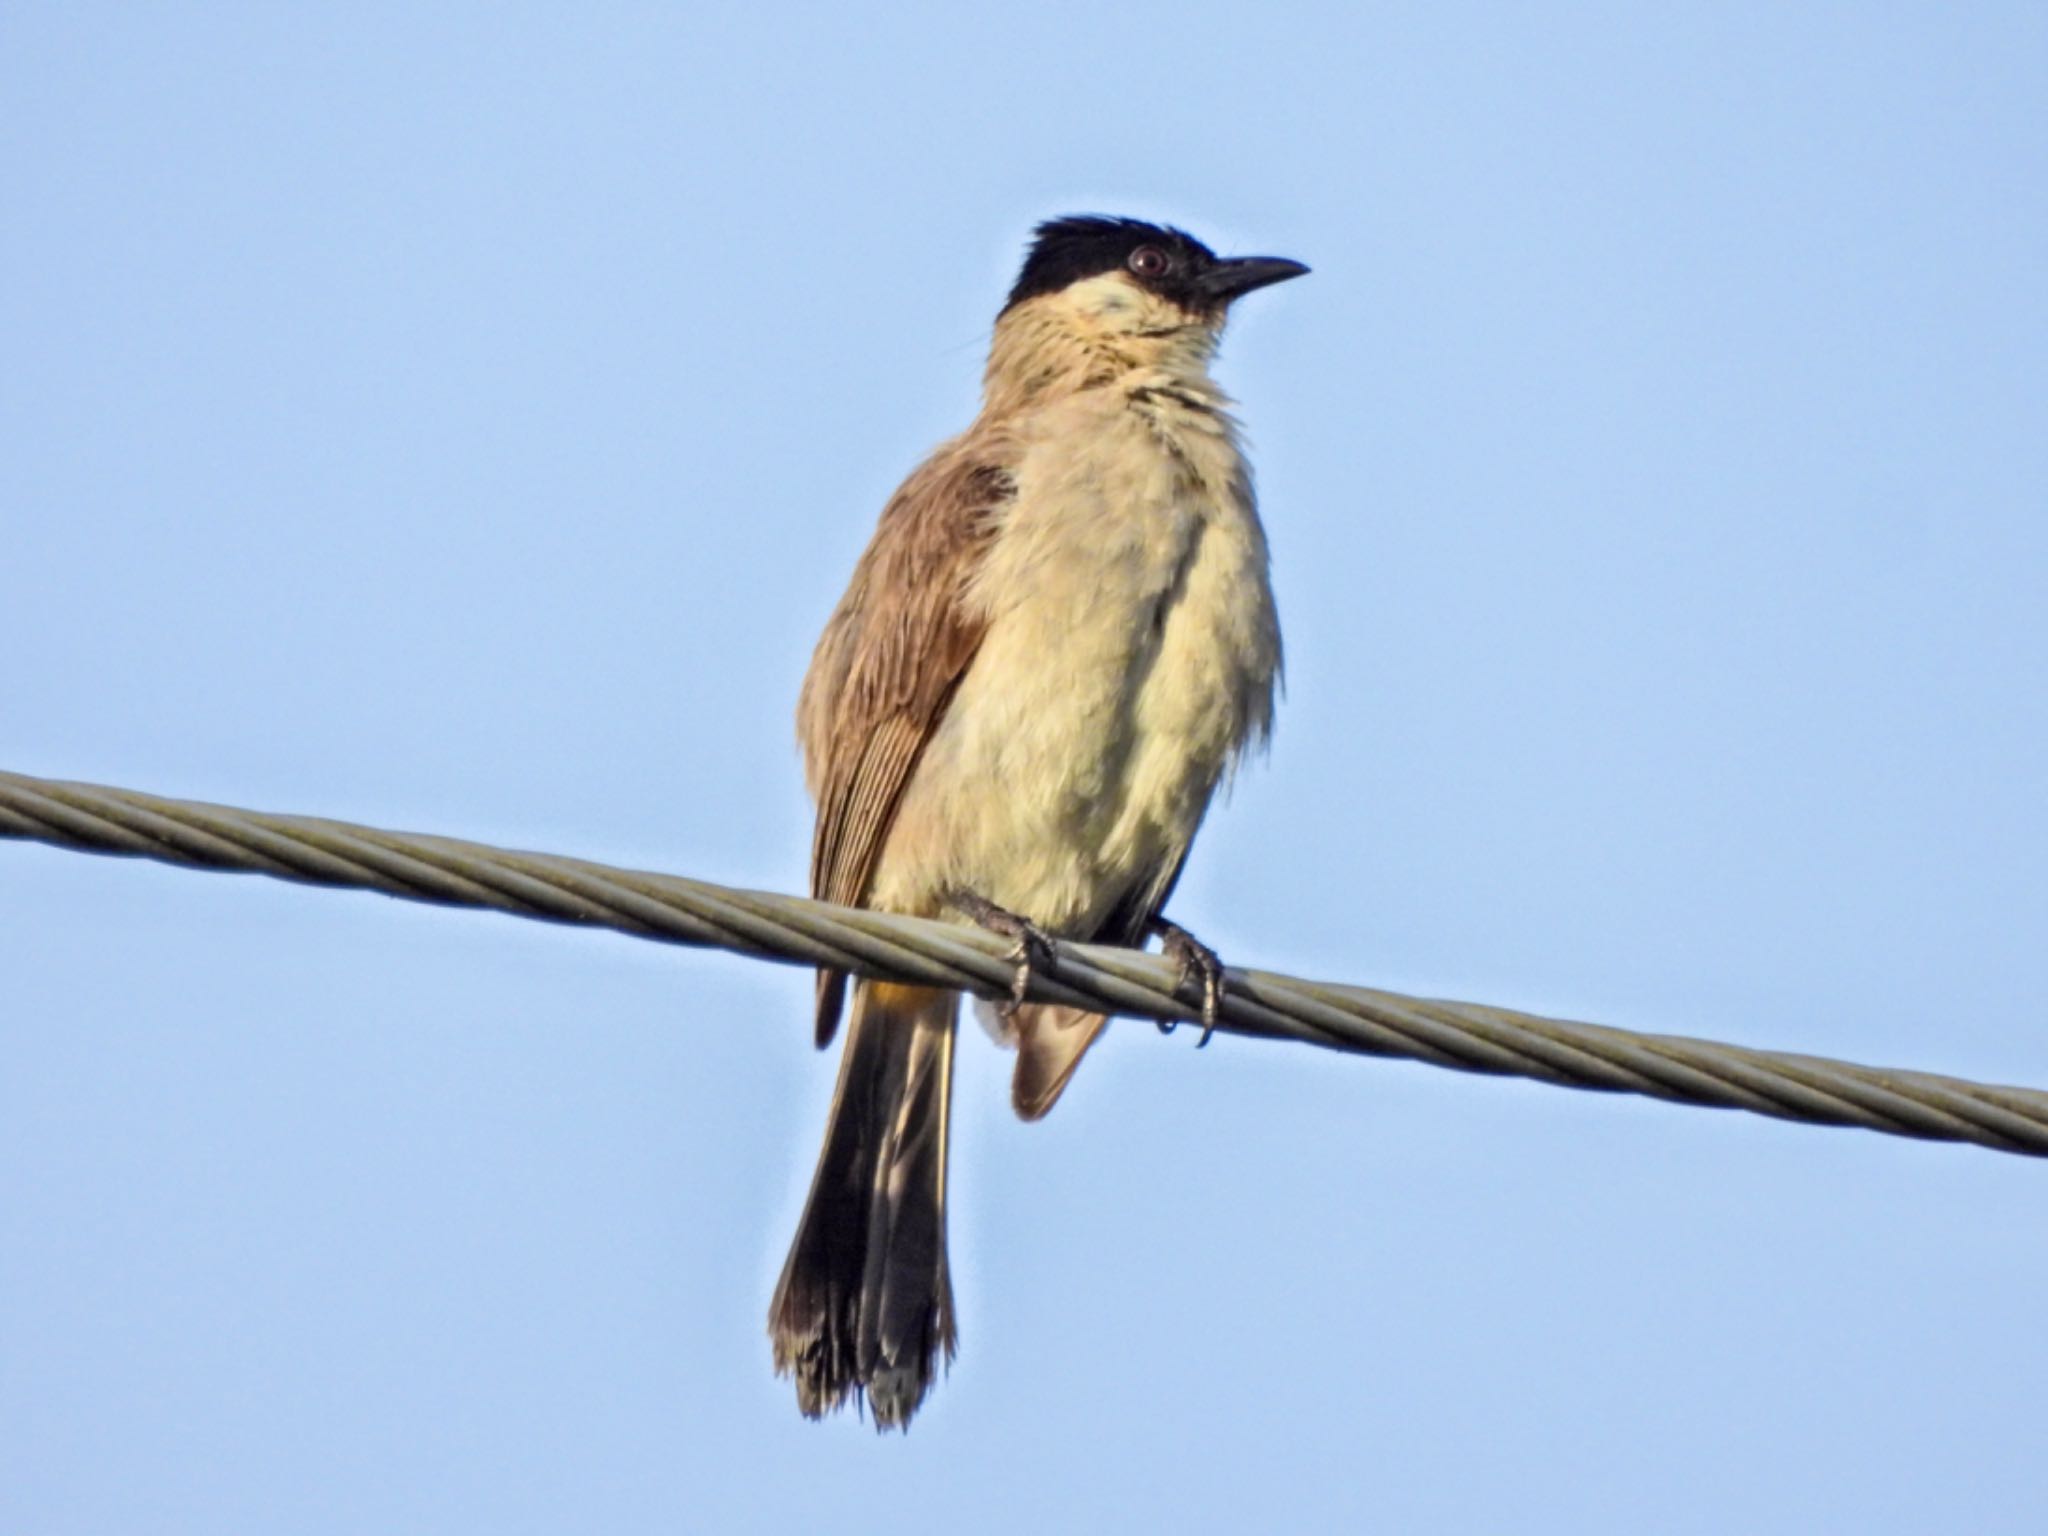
[
  {"xmin": 1002, "ymin": 215, "xmax": 1306, "ymax": 334},
  {"xmin": 987, "ymin": 216, "xmax": 1305, "ymax": 398}
]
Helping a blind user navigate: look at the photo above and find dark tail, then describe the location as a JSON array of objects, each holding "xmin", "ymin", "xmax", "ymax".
[{"xmin": 768, "ymin": 980, "xmax": 958, "ymax": 1430}]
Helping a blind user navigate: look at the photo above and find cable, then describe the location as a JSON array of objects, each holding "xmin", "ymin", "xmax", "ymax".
[{"xmin": 4, "ymin": 767, "xmax": 2043, "ymax": 1158}]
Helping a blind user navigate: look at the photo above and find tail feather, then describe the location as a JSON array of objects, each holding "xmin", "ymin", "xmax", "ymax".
[{"xmin": 769, "ymin": 980, "xmax": 957, "ymax": 1429}]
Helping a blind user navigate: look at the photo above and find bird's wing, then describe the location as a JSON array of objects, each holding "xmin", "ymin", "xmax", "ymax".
[
  {"xmin": 1008, "ymin": 844, "xmax": 1193, "ymax": 1120},
  {"xmin": 799, "ymin": 445, "xmax": 1014, "ymax": 1047}
]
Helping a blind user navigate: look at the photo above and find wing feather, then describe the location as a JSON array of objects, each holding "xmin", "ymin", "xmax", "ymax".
[
  {"xmin": 1009, "ymin": 844, "xmax": 1193, "ymax": 1119},
  {"xmin": 799, "ymin": 445, "xmax": 1014, "ymax": 1046}
]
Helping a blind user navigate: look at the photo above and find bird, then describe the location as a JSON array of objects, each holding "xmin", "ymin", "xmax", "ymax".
[{"xmin": 768, "ymin": 214, "xmax": 1306, "ymax": 1429}]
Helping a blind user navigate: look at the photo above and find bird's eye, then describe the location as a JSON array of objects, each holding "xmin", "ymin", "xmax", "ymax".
[{"xmin": 1127, "ymin": 246, "xmax": 1171, "ymax": 279}]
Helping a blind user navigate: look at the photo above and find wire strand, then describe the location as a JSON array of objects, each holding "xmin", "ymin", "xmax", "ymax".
[{"xmin": 4, "ymin": 767, "xmax": 2043, "ymax": 1158}]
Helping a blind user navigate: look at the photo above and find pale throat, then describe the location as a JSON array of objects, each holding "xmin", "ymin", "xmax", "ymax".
[{"xmin": 983, "ymin": 274, "xmax": 1224, "ymax": 411}]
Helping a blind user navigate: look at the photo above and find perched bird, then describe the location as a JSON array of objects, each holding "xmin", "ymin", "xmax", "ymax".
[{"xmin": 769, "ymin": 215, "xmax": 1306, "ymax": 1429}]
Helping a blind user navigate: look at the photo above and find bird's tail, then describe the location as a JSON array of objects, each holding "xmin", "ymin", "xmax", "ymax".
[{"xmin": 768, "ymin": 980, "xmax": 958, "ymax": 1430}]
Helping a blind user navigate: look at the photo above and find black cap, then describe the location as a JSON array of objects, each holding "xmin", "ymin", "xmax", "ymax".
[{"xmin": 1003, "ymin": 215, "xmax": 1306, "ymax": 315}]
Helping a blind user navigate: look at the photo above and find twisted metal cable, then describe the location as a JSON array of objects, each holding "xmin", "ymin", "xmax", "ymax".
[{"xmin": 4, "ymin": 767, "xmax": 2045, "ymax": 1159}]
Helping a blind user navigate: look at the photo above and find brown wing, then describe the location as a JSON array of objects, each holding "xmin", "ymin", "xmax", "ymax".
[
  {"xmin": 799, "ymin": 444, "xmax": 1014, "ymax": 1047},
  {"xmin": 1009, "ymin": 845, "xmax": 1192, "ymax": 1119}
]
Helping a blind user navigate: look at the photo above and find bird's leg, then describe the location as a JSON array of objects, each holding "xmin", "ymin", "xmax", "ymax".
[
  {"xmin": 948, "ymin": 889, "xmax": 1056, "ymax": 1018},
  {"xmin": 1149, "ymin": 916, "xmax": 1225, "ymax": 1047}
]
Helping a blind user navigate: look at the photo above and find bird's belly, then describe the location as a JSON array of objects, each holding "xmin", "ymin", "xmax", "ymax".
[{"xmin": 871, "ymin": 474, "xmax": 1277, "ymax": 934}]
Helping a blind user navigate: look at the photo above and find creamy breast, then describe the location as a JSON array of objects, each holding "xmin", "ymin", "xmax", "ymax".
[{"xmin": 870, "ymin": 376, "xmax": 1280, "ymax": 932}]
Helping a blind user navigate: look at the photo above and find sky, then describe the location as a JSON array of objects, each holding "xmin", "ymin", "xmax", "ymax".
[{"xmin": 3, "ymin": 4, "xmax": 2045, "ymax": 1532}]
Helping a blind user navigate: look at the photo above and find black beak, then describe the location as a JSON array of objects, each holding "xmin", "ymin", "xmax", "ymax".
[{"xmin": 1197, "ymin": 255, "xmax": 1311, "ymax": 303}]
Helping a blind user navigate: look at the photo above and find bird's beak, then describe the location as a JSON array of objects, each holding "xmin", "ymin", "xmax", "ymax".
[{"xmin": 1197, "ymin": 255, "xmax": 1311, "ymax": 303}]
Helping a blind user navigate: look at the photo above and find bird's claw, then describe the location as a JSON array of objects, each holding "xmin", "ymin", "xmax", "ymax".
[
  {"xmin": 950, "ymin": 889, "xmax": 1057, "ymax": 1018},
  {"xmin": 1150, "ymin": 917, "xmax": 1225, "ymax": 1046}
]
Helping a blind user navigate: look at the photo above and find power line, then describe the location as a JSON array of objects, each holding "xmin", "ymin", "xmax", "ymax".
[{"xmin": 4, "ymin": 767, "xmax": 2044, "ymax": 1158}]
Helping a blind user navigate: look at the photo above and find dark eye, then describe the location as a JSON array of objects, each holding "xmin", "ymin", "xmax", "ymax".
[{"xmin": 1127, "ymin": 245, "xmax": 1171, "ymax": 279}]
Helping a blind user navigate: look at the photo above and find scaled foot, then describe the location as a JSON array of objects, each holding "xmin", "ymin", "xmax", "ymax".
[
  {"xmin": 1149, "ymin": 915, "xmax": 1225, "ymax": 1046},
  {"xmin": 949, "ymin": 888, "xmax": 1057, "ymax": 1018}
]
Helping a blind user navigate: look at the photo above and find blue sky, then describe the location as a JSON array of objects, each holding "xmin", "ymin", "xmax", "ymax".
[{"xmin": 4, "ymin": 5, "xmax": 2044, "ymax": 1531}]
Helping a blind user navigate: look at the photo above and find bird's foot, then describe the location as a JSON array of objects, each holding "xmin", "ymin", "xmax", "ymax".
[
  {"xmin": 1149, "ymin": 916, "xmax": 1225, "ymax": 1047},
  {"xmin": 949, "ymin": 889, "xmax": 1056, "ymax": 1018}
]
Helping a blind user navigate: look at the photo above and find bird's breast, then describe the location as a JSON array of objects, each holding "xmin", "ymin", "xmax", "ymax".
[{"xmin": 873, "ymin": 391, "xmax": 1281, "ymax": 930}]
